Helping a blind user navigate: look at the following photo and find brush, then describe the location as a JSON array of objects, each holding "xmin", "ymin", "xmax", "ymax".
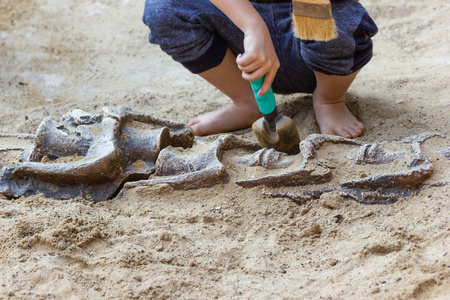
[{"xmin": 292, "ymin": 0, "xmax": 337, "ymax": 41}]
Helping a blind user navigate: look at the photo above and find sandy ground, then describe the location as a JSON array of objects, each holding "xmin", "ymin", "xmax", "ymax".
[{"xmin": 0, "ymin": 0, "xmax": 449, "ymax": 299}]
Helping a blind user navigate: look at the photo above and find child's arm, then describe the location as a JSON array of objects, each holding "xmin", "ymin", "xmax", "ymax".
[{"xmin": 209, "ymin": 0, "xmax": 279, "ymax": 97}]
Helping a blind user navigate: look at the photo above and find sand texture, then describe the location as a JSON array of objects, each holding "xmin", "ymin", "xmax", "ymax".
[{"xmin": 0, "ymin": 0, "xmax": 449, "ymax": 299}]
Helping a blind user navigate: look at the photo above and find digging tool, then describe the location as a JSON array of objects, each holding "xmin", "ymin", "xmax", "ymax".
[{"xmin": 250, "ymin": 76, "xmax": 300, "ymax": 155}]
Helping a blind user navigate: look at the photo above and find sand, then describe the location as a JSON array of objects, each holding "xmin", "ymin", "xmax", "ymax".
[{"xmin": 0, "ymin": 0, "xmax": 449, "ymax": 299}]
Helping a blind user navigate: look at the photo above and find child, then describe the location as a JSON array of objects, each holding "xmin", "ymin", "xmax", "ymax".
[{"xmin": 143, "ymin": 0, "xmax": 377, "ymax": 139}]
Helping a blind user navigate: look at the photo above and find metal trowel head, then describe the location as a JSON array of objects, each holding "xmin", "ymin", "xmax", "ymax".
[{"xmin": 252, "ymin": 111, "xmax": 300, "ymax": 155}]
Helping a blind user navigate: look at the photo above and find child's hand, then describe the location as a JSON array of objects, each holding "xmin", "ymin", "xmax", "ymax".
[
  {"xmin": 236, "ymin": 26, "xmax": 280, "ymax": 97},
  {"xmin": 209, "ymin": 0, "xmax": 279, "ymax": 97}
]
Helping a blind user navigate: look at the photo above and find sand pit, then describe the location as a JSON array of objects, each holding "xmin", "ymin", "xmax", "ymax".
[{"xmin": 0, "ymin": 0, "xmax": 449, "ymax": 299}]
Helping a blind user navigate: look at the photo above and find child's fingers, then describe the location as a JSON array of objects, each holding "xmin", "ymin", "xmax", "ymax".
[
  {"xmin": 237, "ymin": 61, "xmax": 260, "ymax": 73},
  {"xmin": 241, "ymin": 67, "xmax": 266, "ymax": 83},
  {"xmin": 237, "ymin": 51, "xmax": 266, "ymax": 70},
  {"xmin": 236, "ymin": 53, "xmax": 252, "ymax": 67},
  {"xmin": 258, "ymin": 72, "xmax": 275, "ymax": 97},
  {"xmin": 238, "ymin": 51, "xmax": 279, "ymax": 95},
  {"xmin": 241, "ymin": 68, "xmax": 274, "ymax": 96}
]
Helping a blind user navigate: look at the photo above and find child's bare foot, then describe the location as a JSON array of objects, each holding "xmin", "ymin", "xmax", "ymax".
[
  {"xmin": 313, "ymin": 94, "xmax": 365, "ymax": 139},
  {"xmin": 312, "ymin": 71, "xmax": 364, "ymax": 139},
  {"xmin": 188, "ymin": 102, "xmax": 262, "ymax": 136},
  {"xmin": 188, "ymin": 48, "xmax": 263, "ymax": 136}
]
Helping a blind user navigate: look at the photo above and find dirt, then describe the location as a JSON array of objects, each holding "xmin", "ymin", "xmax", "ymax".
[{"xmin": 0, "ymin": 0, "xmax": 449, "ymax": 299}]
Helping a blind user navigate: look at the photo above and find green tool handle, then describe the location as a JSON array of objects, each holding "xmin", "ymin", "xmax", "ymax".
[
  {"xmin": 242, "ymin": 52, "xmax": 277, "ymax": 115},
  {"xmin": 249, "ymin": 76, "xmax": 277, "ymax": 115}
]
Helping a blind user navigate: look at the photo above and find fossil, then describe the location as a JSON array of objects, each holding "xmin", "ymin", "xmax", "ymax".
[
  {"xmin": 0, "ymin": 106, "xmax": 195, "ymax": 201},
  {"xmin": 1, "ymin": 107, "xmax": 448, "ymax": 203}
]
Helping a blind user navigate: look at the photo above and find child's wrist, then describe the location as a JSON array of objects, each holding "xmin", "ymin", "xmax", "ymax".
[{"xmin": 242, "ymin": 18, "xmax": 267, "ymax": 36}]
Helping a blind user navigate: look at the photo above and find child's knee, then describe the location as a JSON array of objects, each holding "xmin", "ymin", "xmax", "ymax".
[
  {"xmin": 300, "ymin": 1, "xmax": 378, "ymax": 76},
  {"xmin": 350, "ymin": 12, "xmax": 378, "ymax": 73},
  {"xmin": 143, "ymin": 0, "xmax": 180, "ymax": 32},
  {"xmin": 142, "ymin": 0, "xmax": 228, "ymax": 73},
  {"xmin": 142, "ymin": 0, "xmax": 202, "ymax": 60}
]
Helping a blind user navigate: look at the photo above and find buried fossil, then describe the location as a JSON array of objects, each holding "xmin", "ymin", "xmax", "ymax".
[
  {"xmin": 0, "ymin": 106, "xmax": 195, "ymax": 201},
  {"xmin": 0, "ymin": 107, "xmax": 449, "ymax": 203}
]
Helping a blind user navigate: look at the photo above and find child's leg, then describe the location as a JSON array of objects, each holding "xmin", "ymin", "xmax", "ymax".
[
  {"xmin": 296, "ymin": 0, "xmax": 377, "ymax": 139},
  {"xmin": 313, "ymin": 71, "xmax": 365, "ymax": 138},
  {"xmin": 188, "ymin": 48, "xmax": 261, "ymax": 136},
  {"xmin": 143, "ymin": 0, "xmax": 261, "ymax": 136}
]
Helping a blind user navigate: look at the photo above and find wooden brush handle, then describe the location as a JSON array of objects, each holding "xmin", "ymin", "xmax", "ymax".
[{"xmin": 292, "ymin": 0, "xmax": 333, "ymax": 20}]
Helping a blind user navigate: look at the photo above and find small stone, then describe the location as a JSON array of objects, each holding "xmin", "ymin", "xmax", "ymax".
[
  {"xmin": 334, "ymin": 214, "xmax": 344, "ymax": 224},
  {"xmin": 203, "ymin": 216, "xmax": 214, "ymax": 223},
  {"xmin": 303, "ymin": 222, "xmax": 322, "ymax": 237},
  {"xmin": 329, "ymin": 259, "xmax": 338, "ymax": 266},
  {"xmin": 320, "ymin": 192, "xmax": 344, "ymax": 210},
  {"xmin": 371, "ymin": 287, "xmax": 380, "ymax": 294},
  {"xmin": 301, "ymin": 208, "xmax": 310, "ymax": 215}
]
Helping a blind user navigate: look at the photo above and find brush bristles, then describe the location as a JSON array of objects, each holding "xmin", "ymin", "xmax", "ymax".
[{"xmin": 292, "ymin": 14, "xmax": 337, "ymax": 42}]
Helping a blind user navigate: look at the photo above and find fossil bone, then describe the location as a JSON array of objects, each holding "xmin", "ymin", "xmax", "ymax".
[
  {"xmin": 0, "ymin": 108, "xmax": 448, "ymax": 203},
  {"xmin": 0, "ymin": 106, "xmax": 194, "ymax": 201}
]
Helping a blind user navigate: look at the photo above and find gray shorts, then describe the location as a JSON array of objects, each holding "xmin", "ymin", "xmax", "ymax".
[{"xmin": 143, "ymin": 0, "xmax": 378, "ymax": 94}]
